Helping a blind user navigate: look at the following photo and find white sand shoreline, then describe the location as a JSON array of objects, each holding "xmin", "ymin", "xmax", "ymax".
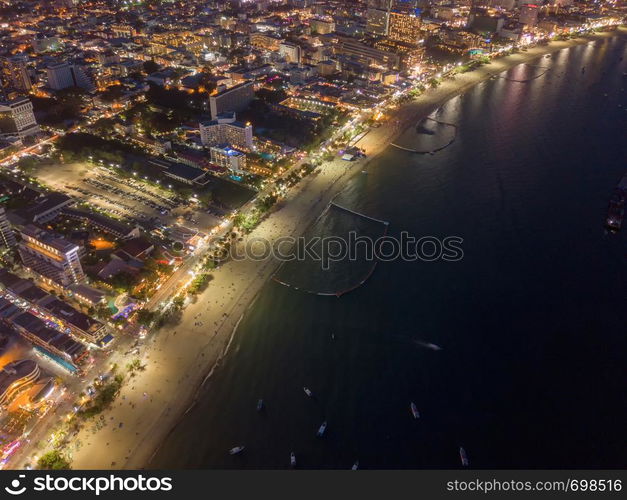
[{"xmin": 66, "ymin": 30, "xmax": 622, "ymax": 470}]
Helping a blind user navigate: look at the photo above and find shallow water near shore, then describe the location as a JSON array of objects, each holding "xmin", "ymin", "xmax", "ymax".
[{"xmin": 151, "ymin": 35, "xmax": 627, "ymax": 469}]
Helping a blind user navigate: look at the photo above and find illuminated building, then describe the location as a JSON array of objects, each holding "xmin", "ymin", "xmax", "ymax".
[
  {"xmin": 366, "ymin": 0, "xmax": 393, "ymax": 36},
  {"xmin": 200, "ymin": 112, "xmax": 254, "ymax": 150},
  {"xmin": 18, "ymin": 225, "xmax": 85, "ymax": 288},
  {"xmin": 310, "ymin": 18, "xmax": 335, "ymax": 35},
  {"xmin": 250, "ymin": 32, "xmax": 282, "ymax": 51},
  {"xmin": 46, "ymin": 62, "xmax": 94, "ymax": 92},
  {"xmin": 0, "ymin": 97, "xmax": 40, "ymax": 142},
  {"xmin": 0, "ymin": 56, "xmax": 32, "ymax": 97},
  {"xmin": 210, "ymin": 145, "xmax": 248, "ymax": 174},
  {"xmin": 519, "ymin": 4, "xmax": 539, "ymax": 27},
  {"xmin": 334, "ymin": 36, "xmax": 400, "ymax": 70},
  {"xmin": 0, "ymin": 207, "xmax": 16, "ymax": 248},
  {"xmin": 388, "ymin": 11, "xmax": 422, "ymax": 45},
  {"xmin": 0, "ymin": 359, "xmax": 40, "ymax": 408},
  {"xmin": 279, "ymin": 42, "xmax": 302, "ymax": 64},
  {"xmin": 209, "ymin": 81, "xmax": 255, "ymax": 120}
]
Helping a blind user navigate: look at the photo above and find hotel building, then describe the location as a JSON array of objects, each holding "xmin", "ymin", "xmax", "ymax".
[{"xmin": 18, "ymin": 225, "xmax": 85, "ymax": 288}]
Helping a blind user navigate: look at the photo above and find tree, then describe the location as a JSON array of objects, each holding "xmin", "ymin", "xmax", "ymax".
[
  {"xmin": 37, "ymin": 450, "xmax": 71, "ymax": 470},
  {"xmin": 143, "ymin": 60, "xmax": 160, "ymax": 74},
  {"xmin": 135, "ymin": 309, "xmax": 156, "ymax": 326}
]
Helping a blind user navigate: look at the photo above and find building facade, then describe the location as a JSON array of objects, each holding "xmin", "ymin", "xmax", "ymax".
[
  {"xmin": 0, "ymin": 97, "xmax": 40, "ymax": 141},
  {"xmin": 18, "ymin": 225, "xmax": 85, "ymax": 288},
  {"xmin": 209, "ymin": 81, "xmax": 255, "ymax": 120},
  {"xmin": 209, "ymin": 145, "xmax": 248, "ymax": 173},
  {"xmin": 0, "ymin": 56, "xmax": 32, "ymax": 97},
  {"xmin": 46, "ymin": 62, "xmax": 94, "ymax": 92},
  {"xmin": 366, "ymin": 0, "xmax": 393, "ymax": 36},
  {"xmin": 388, "ymin": 11, "xmax": 422, "ymax": 45},
  {"xmin": 0, "ymin": 207, "xmax": 16, "ymax": 248},
  {"xmin": 199, "ymin": 113, "xmax": 254, "ymax": 150}
]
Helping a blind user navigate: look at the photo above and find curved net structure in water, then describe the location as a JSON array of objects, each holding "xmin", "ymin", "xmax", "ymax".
[
  {"xmin": 498, "ymin": 63, "xmax": 550, "ymax": 82},
  {"xmin": 391, "ymin": 116, "xmax": 458, "ymax": 154},
  {"xmin": 272, "ymin": 203, "xmax": 389, "ymax": 297}
]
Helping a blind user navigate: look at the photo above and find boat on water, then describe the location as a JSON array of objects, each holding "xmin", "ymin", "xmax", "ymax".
[
  {"xmin": 351, "ymin": 461, "xmax": 359, "ymax": 470},
  {"xmin": 605, "ymin": 174, "xmax": 627, "ymax": 231},
  {"xmin": 459, "ymin": 447, "xmax": 469, "ymax": 467},
  {"xmin": 303, "ymin": 387, "xmax": 313, "ymax": 397},
  {"xmin": 229, "ymin": 446, "xmax": 245, "ymax": 455},
  {"xmin": 290, "ymin": 452, "xmax": 296, "ymax": 468},
  {"xmin": 410, "ymin": 402, "xmax": 420, "ymax": 419},
  {"xmin": 256, "ymin": 399, "xmax": 264, "ymax": 412},
  {"xmin": 316, "ymin": 421, "xmax": 327, "ymax": 437}
]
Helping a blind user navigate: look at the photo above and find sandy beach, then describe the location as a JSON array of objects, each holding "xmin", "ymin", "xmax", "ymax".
[{"xmin": 66, "ymin": 31, "xmax": 620, "ymax": 469}]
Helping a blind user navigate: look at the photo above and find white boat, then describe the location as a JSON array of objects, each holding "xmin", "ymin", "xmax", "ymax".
[
  {"xmin": 256, "ymin": 399, "xmax": 264, "ymax": 411},
  {"xmin": 351, "ymin": 461, "xmax": 359, "ymax": 470},
  {"xmin": 410, "ymin": 402, "xmax": 420, "ymax": 419},
  {"xmin": 229, "ymin": 446, "xmax": 245, "ymax": 455},
  {"xmin": 290, "ymin": 452, "xmax": 296, "ymax": 467},
  {"xmin": 459, "ymin": 447, "xmax": 469, "ymax": 466},
  {"xmin": 316, "ymin": 421, "xmax": 327, "ymax": 437},
  {"xmin": 303, "ymin": 387, "xmax": 312, "ymax": 397}
]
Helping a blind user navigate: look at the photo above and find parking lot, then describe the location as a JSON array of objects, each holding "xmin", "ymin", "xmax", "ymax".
[{"xmin": 35, "ymin": 162, "xmax": 221, "ymax": 232}]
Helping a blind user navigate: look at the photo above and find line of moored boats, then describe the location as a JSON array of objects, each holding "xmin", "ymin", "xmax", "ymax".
[{"xmin": 228, "ymin": 388, "xmax": 470, "ymax": 468}]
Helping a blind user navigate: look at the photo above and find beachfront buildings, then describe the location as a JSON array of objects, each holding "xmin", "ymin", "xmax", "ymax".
[
  {"xmin": 0, "ymin": 269, "xmax": 107, "ymax": 348},
  {"xmin": 209, "ymin": 145, "xmax": 247, "ymax": 174},
  {"xmin": 199, "ymin": 112, "xmax": 254, "ymax": 150},
  {"xmin": 0, "ymin": 359, "xmax": 40, "ymax": 408},
  {"xmin": 17, "ymin": 225, "xmax": 85, "ymax": 288},
  {"xmin": 209, "ymin": 81, "xmax": 255, "ymax": 120},
  {"xmin": 388, "ymin": 10, "xmax": 422, "ymax": 45}
]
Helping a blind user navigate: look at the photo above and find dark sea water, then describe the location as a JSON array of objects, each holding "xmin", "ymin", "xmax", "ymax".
[{"xmin": 152, "ymin": 35, "xmax": 627, "ymax": 469}]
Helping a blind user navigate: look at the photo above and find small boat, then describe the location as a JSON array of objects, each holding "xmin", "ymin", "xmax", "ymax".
[
  {"xmin": 459, "ymin": 447, "xmax": 469, "ymax": 466},
  {"xmin": 331, "ymin": 332, "xmax": 335, "ymax": 340},
  {"xmin": 303, "ymin": 387, "xmax": 313, "ymax": 397},
  {"xmin": 229, "ymin": 446, "xmax": 245, "ymax": 455},
  {"xmin": 316, "ymin": 421, "xmax": 327, "ymax": 437},
  {"xmin": 256, "ymin": 399, "xmax": 264, "ymax": 411},
  {"xmin": 351, "ymin": 461, "xmax": 359, "ymax": 470},
  {"xmin": 410, "ymin": 402, "xmax": 420, "ymax": 419},
  {"xmin": 290, "ymin": 452, "xmax": 296, "ymax": 467}
]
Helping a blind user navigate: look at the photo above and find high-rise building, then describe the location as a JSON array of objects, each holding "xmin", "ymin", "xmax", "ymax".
[
  {"xmin": 199, "ymin": 112, "xmax": 254, "ymax": 150},
  {"xmin": 46, "ymin": 62, "xmax": 94, "ymax": 92},
  {"xmin": 366, "ymin": 0, "xmax": 393, "ymax": 36},
  {"xmin": 279, "ymin": 42, "xmax": 302, "ymax": 64},
  {"xmin": 0, "ymin": 207, "xmax": 16, "ymax": 248},
  {"xmin": 0, "ymin": 97, "xmax": 40, "ymax": 142},
  {"xmin": 0, "ymin": 359, "xmax": 40, "ymax": 407},
  {"xmin": 519, "ymin": 4, "xmax": 539, "ymax": 26},
  {"xmin": 209, "ymin": 145, "xmax": 248, "ymax": 173},
  {"xmin": 310, "ymin": 18, "xmax": 335, "ymax": 35},
  {"xmin": 18, "ymin": 225, "xmax": 85, "ymax": 288},
  {"xmin": 0, "ymin": 56, "xmax": 32, "ymax": 97},
  {"xmin": 388, "ymin": 11, "xmax": 422, "ymax": 45},
  {"xmin": 334, "ymin": 36, "xmax": 401, "ymax": 70},
  {"xmin": 209, "ymin": 81, "xmax": 254, "ymax": 120}
]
